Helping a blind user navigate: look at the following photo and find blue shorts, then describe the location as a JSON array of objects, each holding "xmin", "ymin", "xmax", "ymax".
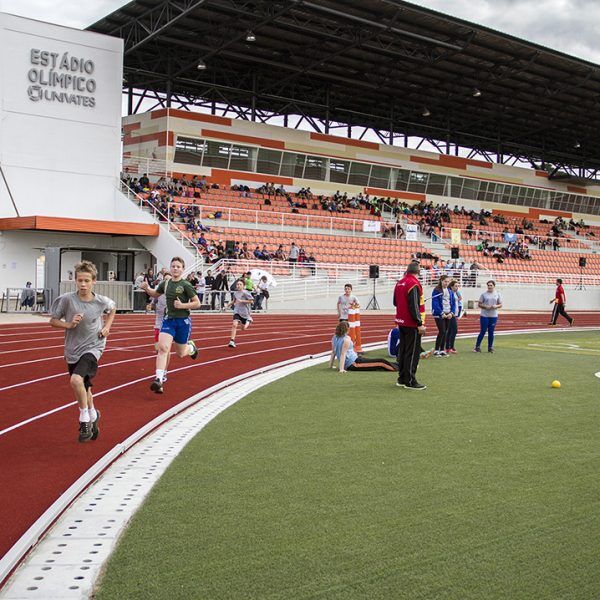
[{"xmin": 160, "ymin": 317, "xmax": 192, "ymax": 345}]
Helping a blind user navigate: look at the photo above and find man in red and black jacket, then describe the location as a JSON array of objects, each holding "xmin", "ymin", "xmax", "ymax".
[
  {"xmin": 549, "ymin": 278, "xmax": 574, "ymax": 326},
  {"xmin": 394, "ymin": 262, "xmax": 427, "ymax": 390}
]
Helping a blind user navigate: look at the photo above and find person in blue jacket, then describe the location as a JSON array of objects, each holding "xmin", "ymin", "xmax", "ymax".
[
  {"xmin": 431, "ymin": 275, "xmax": 454, "ymax": 356},
  {"xmin": 445, "ymin": 280, "xmax": 463, "ymax": 354}
]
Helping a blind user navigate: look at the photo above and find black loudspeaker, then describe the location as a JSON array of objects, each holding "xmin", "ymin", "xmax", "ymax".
[
  {"xmin": 579, "ymin": 256, "xmax": 587, "ymax": 268},
  {"xmin": 451, "ymin": 247, "xmax": 460, "ymax": 259},
  {"xmin": 225, "ymin": 240, "xmax": 236, "ymax": 253},
  {"xmin": 369, "ymin": 265, "xmax": 380, "ymax": 279}
]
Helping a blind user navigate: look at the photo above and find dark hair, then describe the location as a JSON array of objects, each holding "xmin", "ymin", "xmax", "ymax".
[
  {"xmin": 335, "ymin": 321, "xmax": 349, "ymax": 337},
  {"xmin": 434, "ymin": 275, "xmax": 449, "ymax": 291},
  {"xmin": 344, "ymin": 283, "xmax": 353, "ymax": 289},
  {"xmin": 486, "ymin": 280, "xmax": 496, "ymax": 286},
  {"xmin": 170, "ymin": 256, "xmax": 185, "ymax": 267},
  {"xmin": 406, "ymin": 262, "xmax": 419, "ymax": 275},
  {"xmin": 556, "ymin": 278, "xmax": 563, "ymax": 284}
]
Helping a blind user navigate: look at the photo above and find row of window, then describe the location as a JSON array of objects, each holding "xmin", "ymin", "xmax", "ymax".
[{"xmin": 173, "ymin": 136, "xmax": 600, "ymax": 215}]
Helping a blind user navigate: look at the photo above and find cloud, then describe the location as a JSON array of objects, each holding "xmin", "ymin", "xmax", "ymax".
[{"xmin": 408, "ymin": 0, "xmax": 600, "ymax": 64}]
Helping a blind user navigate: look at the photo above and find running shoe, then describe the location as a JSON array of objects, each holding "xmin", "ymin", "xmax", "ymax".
[
  {"xmin": 91, "ymin": 410, "xmax": 100, "ymax": 441},
  {"xmin": 569, "ymin": 318, "xmax": 575, "ymax": 327},
  {"xmin": 448, "ymin": 349, "xmax": 458, "ymax": 354},
  {"xmin": 78, "ymin": 421, "xmax": 93, "ymax": 443},
  {"xmin": 405, "ymin": 382, "xmax": 427, "ymax": 390},
  {"xmin": 488, "ymin": 348, "xmax": 495, "ymax": 353},
  {"xmin": 188, "ymin": 340, "xmax": 199, "ymax": 360},
  {"xmin": 438, "ymin": 351, "xmax": 448, "ymax": 357},
  {"xmin": 433, "ymin": 350, "xmax": 440, "ymax": 357},
  {"xmin": 150, "ymin": 378, "xmax": 164, "ymax": 394},
  {"xmin": 473, "ymin": 347, "xmax": 481, "ymax": 353},
  {"xmin": 396, "ymin": 382, "xmax": 407, "ymax": 388},
  {"xmin": 228, "ymin": 340, "xmax": 236, "ymax": 348}
]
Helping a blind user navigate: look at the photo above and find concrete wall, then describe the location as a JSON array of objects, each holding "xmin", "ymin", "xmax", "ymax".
[{"xmin": 0, "ymin": 12, "xmax": 123, "ymax": 220}]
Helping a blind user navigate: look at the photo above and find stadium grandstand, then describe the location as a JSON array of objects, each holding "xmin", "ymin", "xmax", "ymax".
[{"xmin": 0, "ymin": 1, "xmax": 599, "ymax": 598}]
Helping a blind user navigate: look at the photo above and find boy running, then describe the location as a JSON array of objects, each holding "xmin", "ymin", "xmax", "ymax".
[
  {"xmin": 49, "ymin": 261, "xmax": 116, "ymax": 443},
  {"xmin": 141, "ymin": 257, "xmax": 200, "ymax": 394},
  {"xmin": 226, "ymin": 280, "xmax": 253, "ymax": 348}
]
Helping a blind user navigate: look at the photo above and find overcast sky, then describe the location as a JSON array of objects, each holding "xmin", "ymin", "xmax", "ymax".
[{"xmin": 0, "ymin": 0, "xmax": 599, "ymax": 65}]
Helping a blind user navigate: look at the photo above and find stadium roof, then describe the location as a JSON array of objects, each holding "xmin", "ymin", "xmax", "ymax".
[{"xmin": 89, "ymin": 0, "xmax": 600, "ymax": 175}]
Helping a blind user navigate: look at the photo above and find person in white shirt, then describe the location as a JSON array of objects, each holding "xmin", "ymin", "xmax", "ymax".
[{"xmin": 337, "ymin": 284, "xmax": 359, "ymax": 322}]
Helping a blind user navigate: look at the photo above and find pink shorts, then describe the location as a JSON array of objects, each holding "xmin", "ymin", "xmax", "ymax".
[{"xmin": 154, "ymin": 328, "xmax": 160, "ymax": 343}]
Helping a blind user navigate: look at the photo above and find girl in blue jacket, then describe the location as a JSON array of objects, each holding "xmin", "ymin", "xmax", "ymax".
[{"xmin": 431, "ymin": 275, "xmax": 454, "ymax": 356}]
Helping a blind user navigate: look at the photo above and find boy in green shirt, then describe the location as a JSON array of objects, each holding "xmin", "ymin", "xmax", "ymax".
[{"xmin": 142, "ymin": 256, "xmax": 200, "ymax": 393}]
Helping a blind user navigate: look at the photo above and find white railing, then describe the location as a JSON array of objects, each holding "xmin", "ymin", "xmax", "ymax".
[
  {"xmin": 435, "ymin": 225, "xmax": 599, "ymax": 253},
  {"xmin": 122, "ymin": 155, "xmax": 171, "ymax": 178},
  {"xmin": 121, "ymin": 183, "xmax": 204, "ymax": 268}
]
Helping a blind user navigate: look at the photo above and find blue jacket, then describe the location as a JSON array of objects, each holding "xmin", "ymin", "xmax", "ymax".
[{"xmin": 432, "ymin": 287, "xmax": 456, "ymax": 317}]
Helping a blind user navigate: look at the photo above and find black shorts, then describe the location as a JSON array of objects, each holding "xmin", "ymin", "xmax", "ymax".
[
  {"xmin": 233, "ymin": 314, "xmax": 250, "ymax": 325},
  {"xmin": 68, "ymin": 353, "xmax": 99, "ymax": 390}
]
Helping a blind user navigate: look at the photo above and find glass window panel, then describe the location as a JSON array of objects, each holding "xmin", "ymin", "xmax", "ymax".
[
  {"xmin": 427, "ymin": 174, "xmax": 447, "ymax": 196},
  {"xmin": 280, "ymin": 152, "xmax": 306, "ymax": 178},
  {"xmin": 395, "ymin": 169, "xmax": 410, "ymax": 191},
  {"xmin": 303, "ymin": 155, "xmax": 327, "ymax": 181},
  {"xmin": 173, "ymin": 136, "xmax": 206, "ymax": 166},
  {"xmin": 201, "ymin": 140, "xmax": 231, "ymax": 169},
  {"xmin": 348, "ymin": 162, "xmax": 371, "ymax": 186},
  {"xmin": 329, "ymin": 159, "xmax": 350, "ymax": 184},
  {"xmin": 476, "ymin": 181, "xmax": 488, "ymax": 201},
  {"xmin": 483, "ymin": 182, "xmax": 496, "ymax": 202},
  {"xmin": 369, "ymin": 165, "xmax": 391, "ymax": 189},
  {"xmin": 445, "ymin": 177, "xmax": 463, "ymax": 198},
  {"xmin": 461, "ymin": 178, "xmax": 480, "ymax": 200},
  {"xmin": 256, "ymin": 148, "xmax": 282, "ymax": 175},
  {"xmin": 228, "ymin": 144, "xmax": 255, "ymax": 171},
  {"xmin": 408, "ymin": 171, "xmax": 429, "ymax": 193}
]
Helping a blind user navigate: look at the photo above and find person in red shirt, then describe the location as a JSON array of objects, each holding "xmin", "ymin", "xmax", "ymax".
[
  {"xmin": 548, "ymin": 278, "xmax": 574, "ymax": 326},
  {"xmin": 394, "ymin": 262, "xmax": 427, "ymax": 390}
]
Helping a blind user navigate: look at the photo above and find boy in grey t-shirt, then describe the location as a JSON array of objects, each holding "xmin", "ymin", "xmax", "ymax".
[
  {"xmin": 226, "ymin": 280, "xmax": 254, "ymax": 348},
  {"xmin": 50, "ymin": 261, "xmax": 116, "ymax": 443},
  {"xmin": 337, "ymin": 284, "xmax": 359, "ymax": 321}
]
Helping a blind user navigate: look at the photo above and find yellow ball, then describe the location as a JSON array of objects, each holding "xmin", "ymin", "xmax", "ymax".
[{"xmin": 551, "ymin": 380, "xmax": 561, "ymax": 389}]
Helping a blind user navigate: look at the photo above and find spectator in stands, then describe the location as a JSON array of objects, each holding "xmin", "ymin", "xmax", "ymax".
[
  {"xmin": 195, "ymin": 271, "xmax": 206, "ymax": 305},
  {"xmin": 239, "ymin": 243, "xmax": 250, "ymax": 260},
  {"xmin": 212, "ymin": 270, "xmax": 227, "ymax": 310},
  {"xmin": 20, "ymin": 282, "xmax": 36, "ymax": 310},
  {"xmin": 288, "ymin": 242, "xmax": 299, "ymax": 264},
  {"xmin": 253, "ymin": 246, "xmax": 264, "ymax": 260},
  {"xmin": 139, "ymin": 173, "xmax": 150, "ymax": 189},
  {"xmin": 274, "ymin": 245, "xmax": 286, "ymax": 261},
  {"xmin": 204, "ymin": 270, "xmax": 215, "ymax": 307},
  {"xmin": 261, "ymin": 245, "xmax": 272, "ymax": 260}
]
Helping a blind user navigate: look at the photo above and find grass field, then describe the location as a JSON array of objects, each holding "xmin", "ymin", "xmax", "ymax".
[{"xmin": 95, "ymin": 330, "xmax": 600, "ymax": 600}]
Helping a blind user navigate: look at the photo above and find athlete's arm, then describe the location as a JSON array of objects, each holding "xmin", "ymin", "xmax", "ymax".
[
  {"xmin": 49, "ymin": 316, "xmax": 81, "ymax": 330},
  {"xmin": 141, "ymin": 281, "xmax": 162, "ymax": 298},
  {"xmin": 339, "ymin": 338, "xmax": 350, "ymax": 373},
  {"xmin": 99, "ymin": 308, "xmax": 117, "ymax": 338}
]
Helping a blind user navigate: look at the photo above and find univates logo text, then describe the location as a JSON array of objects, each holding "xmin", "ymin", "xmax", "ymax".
[{"xmin": 27, "ymin": 49, "xmax": 96, "ymax": 108}]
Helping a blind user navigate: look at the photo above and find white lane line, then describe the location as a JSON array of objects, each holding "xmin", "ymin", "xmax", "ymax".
[
  {"xmin": 0, "ymin": 327, "xmax": 391, "ymax": 394},
  {"xmin": 0, "ymin": 322, "xmax": 366, "ymax": 369},
  {"xmin": 0, "ymin": 333, "xmax": 385, "ymax": 437}
]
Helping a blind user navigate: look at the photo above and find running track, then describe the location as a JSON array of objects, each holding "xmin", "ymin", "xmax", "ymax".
[{"xmin": 0, "ymin": 312, "xmax": 598, "ymax": 564}]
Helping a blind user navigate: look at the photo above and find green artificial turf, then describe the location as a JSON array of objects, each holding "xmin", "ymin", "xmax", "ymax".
[{"xmin": 95, "ymin": 331, "xmax": 600, "ymax": 600}]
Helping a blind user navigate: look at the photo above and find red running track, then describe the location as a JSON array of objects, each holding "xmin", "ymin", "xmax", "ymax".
[{"xmin": 0, "ymin": 312, "xmax": 598, "ymax": 563}]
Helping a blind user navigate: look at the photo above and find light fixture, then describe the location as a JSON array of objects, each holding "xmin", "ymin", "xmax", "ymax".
[
  {"xmin": 472, "ymin": 87, "xmax": 482, "ymax": 97},
  {"xmin": 422, "ymin": 107, "xmax": 431, "ymax": 117},
  {"xmin": 574, "ymin": 141, "xmax": 581, "ymax": 149},
  {"xmin": 196, "ymin": 59, "xmax": 207, "ymax": 70},
  {"xmin": 245, "ymin": 30, "xmax": 256, "ymax": 42}
]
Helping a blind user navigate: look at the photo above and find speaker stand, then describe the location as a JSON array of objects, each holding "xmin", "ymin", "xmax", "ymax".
[{"xmin": 366, "ymin": 278, "xmax": 380, "ymax": 310}]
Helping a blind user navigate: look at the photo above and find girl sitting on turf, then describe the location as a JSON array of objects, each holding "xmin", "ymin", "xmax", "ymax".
[{"xmin": 329, "ymin": 321, "xmax": 397, "ymax": 373}]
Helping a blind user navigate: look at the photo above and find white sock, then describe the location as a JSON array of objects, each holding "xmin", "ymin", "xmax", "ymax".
[
  {"xmin": 187, "ymin": 343, "xmax": 195, "ymax": 354},
  {"xmin": 89, "ymin": 408, "xmax": 97, "ymax": 422},
  {"xmin": 156, "ymin": 369, "xmax": 165, "ymax": 382},
  {"xmin": 79, "ymin": 408, "xmax": 90, "ymax": 423}
]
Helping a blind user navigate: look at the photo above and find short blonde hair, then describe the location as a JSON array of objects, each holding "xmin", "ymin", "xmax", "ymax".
[{"xmin": 74, "ymin": 260, "xmax": 98, "ymax": 280}]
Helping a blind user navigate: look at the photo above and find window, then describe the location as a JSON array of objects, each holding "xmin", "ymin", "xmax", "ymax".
[
  {"xmin": 408, "ymin": 171, "xmax": 429, "ymax": 193},
  {"xmin": 461, "ymin": 178, "xmax": 479, "ymax": 200},
  {"xmin": 280, "ymin": 152, "xmax": 306, "ymax": 178},
  {"xmin": 427, "ymin": 174, "xmax": 446, "ymax": 196},
  {"xmin": 257, "ymin": 148, "xmax": 282, "ymax": 175},
  {"xmin": 229, "ymin": 144, "xmax": 255, "ymax": 171},
  {"xmin": 174, "ymin": 136, "xmax": 206, "ymax": 166},
  {"xmin": 202, "ymin": 140, "xmax": 231, "ymax": 169},
  {"xmin": 329, "ymin": 159, "xmax": 350, "ymax": 184},
  {"xmin": 348, "ymin": 162, "xmax": 371, "ymax": 186},
  {"xmin": 369, "ymin": 165, "xmax": 391, "ymax": 189},
  {"xmin": 395, "ymin": 169, "xmax": 410, "ymax": 191},
  {"xmin": 304, "ymin": 155, "xmax": 327, "ymax": 181},
  {"xmin": 445, "ymin": 177, "xmax": 463, "ymax": 198}
]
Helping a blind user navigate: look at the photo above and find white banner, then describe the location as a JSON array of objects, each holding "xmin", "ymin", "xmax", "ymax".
[
  {"xmin": 405, "ymin": 224, "xmax": 418, "ymax": 240},
  {"xmin": 362, "ymin": 220, "xmax": 381, "ymax": 233}
]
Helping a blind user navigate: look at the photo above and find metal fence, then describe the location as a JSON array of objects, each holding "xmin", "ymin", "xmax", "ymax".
[
  {"xmin": 59, "ymin": 282, "xmax": 134, "ymax": 311},
  {"xmin": 1, "ymin": 288, "xmax": 52, "ymax": 313}
]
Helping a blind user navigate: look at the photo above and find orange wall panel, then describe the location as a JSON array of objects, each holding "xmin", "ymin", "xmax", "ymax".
[
  {"xmin": 309, "ymin": 132, "xmax": 379, "ymax": 150},
  {"xmin": 201, "ymin": 129, "xmax": 285, "ymax": 149},
  {"xmin": 365, "ymin": 187, "xmax": 426, "ymax": 201},
  {"xmin": 152, "ymin": 108, "xmax": 232, "ymax": 126}
]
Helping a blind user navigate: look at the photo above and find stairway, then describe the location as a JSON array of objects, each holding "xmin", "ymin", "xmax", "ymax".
[{"xmin": 116, "ymin": 185, "xmax": 204, "ymax": 273}]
